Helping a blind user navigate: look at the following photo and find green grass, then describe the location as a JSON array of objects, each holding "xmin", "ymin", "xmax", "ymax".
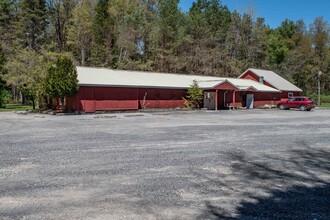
[
  {"xmin": 320, "ymin": 103, "xmax": 330, "ymax": 107},
  {"xmin": 0, "ymin": 104, "xmax": 34, "ymax": 112}
]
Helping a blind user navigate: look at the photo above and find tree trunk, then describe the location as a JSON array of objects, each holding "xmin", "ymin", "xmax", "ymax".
[
  {"xmin": 60, "ymin": 97, "xmax": 66, "ymax": 112},
  {"xmin": 81, "ymin": 47, "xmax": 85, "ymax": 66}
]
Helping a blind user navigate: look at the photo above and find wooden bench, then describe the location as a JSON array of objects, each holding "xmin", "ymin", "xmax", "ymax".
[{"xmin": 226, "ymin": 103, "xmax": 242, "ymax": 110}]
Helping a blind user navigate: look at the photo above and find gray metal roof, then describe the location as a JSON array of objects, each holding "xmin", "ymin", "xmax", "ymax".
[
  {"xmin": 239, "ymin": 68, "xmax": 302, "ymax": 92},
  {"xmin": 77, "ymin": 67, "xmax": 279, "ymax": 92}
]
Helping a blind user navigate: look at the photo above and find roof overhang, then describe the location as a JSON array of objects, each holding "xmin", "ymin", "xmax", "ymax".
[
  {"xmin": 238, "ymin": 86, "xmax": 281, "ymax": 93},
  {"xmin": 78, "ymin": 84, "xmax": 190, "ymax": 89}
]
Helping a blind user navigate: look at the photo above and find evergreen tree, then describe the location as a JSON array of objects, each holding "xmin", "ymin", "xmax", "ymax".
[
  {"xmin": 0, "ymin": 44, "xmax": 7, "ymax": 105},
  {"xmin": 91, "ymin": 0, "xmax": 113, "ymax": 66},
  {"xmin": 0, "ymin": 0, "xmax": 13, "ymax": 40},
  {"xmin": 45, "ymin": 54, "xmax": 78, "ymax": 107},
  {"xmin": 0, "ymin": 45, "xmax": 8, "ymax": 107},
  {"xmin": 266, "ymin": 32, "xmax": 288, "ymax": 66},
  {"xmin": 0, "ymin": 0, "xmax": 20, "ymax": 55},
  {"xmin": 19, "ymin": 0, "xmax": 47, "ymax": 51},
  {"xmin": 0, "ymin": 44, "xmax": 6, "ymax": 89},
  {"xmin": 184, "ymin": 80, "xmax": 203, "ymax": 109},
  {"xmin": 150, "ymin": 0, "xmax": 185, "ymax": 72},
  {"xmin": 48, "ymin": 0, "xmax": 76, "ymax": 52}
]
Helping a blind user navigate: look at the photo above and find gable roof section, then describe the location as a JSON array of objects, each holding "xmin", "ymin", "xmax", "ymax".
[
  {"xmin": 77, "ymin": 67, "xmax": 279, "ymax": 92},
  {"xmin": 239, "ymin": 68, "xmax": 302, "ymax": 92},
  {"xmin": 212, "ymin": 80, "xmax": 239, "ymax": 90},
  {"xmin": 226, "ymin": 78, "xmax": 279, "ymax": 92}
]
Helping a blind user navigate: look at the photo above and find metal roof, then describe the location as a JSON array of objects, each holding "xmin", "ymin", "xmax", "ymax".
[
  {"xmin": 239, "ymin": 68, "xmax": 302, "ymax": 92},
  {"xmin": 77, "ymin": 67, "xmax": 279, "ymax": 92},
  {"xmin": 226, "ymin": 78, "xmax": 279, "ymax": 92}
]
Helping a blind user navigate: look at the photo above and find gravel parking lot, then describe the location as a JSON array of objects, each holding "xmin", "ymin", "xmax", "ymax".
[{"xmin": 1, "ymin": 109, "xmax": 330, "ymax": 219}]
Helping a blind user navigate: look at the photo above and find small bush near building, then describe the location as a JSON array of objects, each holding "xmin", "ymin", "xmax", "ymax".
[{"xmin": 184, "ymin": 80, "xmax": 203, "ymax": 109}]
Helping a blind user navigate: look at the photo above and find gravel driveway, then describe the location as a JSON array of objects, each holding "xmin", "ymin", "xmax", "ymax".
[{"xmin": 1, "ymin": 109, "xmax": 329, "ymax": 219}]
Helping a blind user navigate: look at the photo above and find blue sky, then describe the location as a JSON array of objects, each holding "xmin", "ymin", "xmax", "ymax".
[{"xmin": 179, "ymin": 0, "xmax": 330, "ymax": 28}]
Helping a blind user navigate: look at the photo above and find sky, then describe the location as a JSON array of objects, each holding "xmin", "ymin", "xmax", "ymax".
[{"xmin": 179, "ymin": 0, "xmax": 330, "ymax": 28}]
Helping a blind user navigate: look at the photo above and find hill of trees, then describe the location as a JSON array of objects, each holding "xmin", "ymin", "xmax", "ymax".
[{"xmin": 0, "ymin": 0, "xmax": 329, "ymax": 106}]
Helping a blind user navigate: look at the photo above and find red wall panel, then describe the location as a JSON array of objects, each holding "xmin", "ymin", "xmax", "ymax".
[
  {"xmin": 139, "ymin": 100, "xmax": 185, "ymax": 109},
  {"xmin": 240, "ymin": 71, "xmax": 259, "ymax": 81},
  {"xmin": 240, "ymin": 71, "xmax": 276, "ymax": 89},
  {"xmin": 81, "ymin": 100, "xmax": 95, "ymax": 113},
  {"xmin": 95, "ymin": 100, "xmax": 138, "ymax": 110},
  {"xmin": 67, "ymin": 86, "xmax": 187, "ymax": 112},
  {"xmin": 213, "ymin": 82, "xmax": 237, "ymax": 90}
]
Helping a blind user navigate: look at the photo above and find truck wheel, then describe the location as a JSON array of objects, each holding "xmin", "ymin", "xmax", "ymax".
[{"xmin": 299, "ymin": 105, "xmax": 307, "ymax": 111}]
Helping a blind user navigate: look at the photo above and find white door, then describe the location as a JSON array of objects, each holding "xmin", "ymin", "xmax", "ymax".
[{"xmin": 246, "ymin": 94, "xmax": 254, "ymax": 109}]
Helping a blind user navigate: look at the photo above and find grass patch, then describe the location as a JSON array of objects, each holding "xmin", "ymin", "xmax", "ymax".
[
  {"xmin": 0, "ymin": 104, "xmax": 34, "ymax": 112},
  {"xmin": 320, "ymin": 103, "xmax": 330, "ymax": 107}
]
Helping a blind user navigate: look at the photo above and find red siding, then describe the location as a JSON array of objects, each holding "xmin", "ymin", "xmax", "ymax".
[
  {"xmin": 240, "ymin": 71, "xmax": 259, "ymax": 81},
  {"xmin": 240, "ymin": 71, "xmax": 276, "ymax": 89},
  {"xmin": 213, "ymin": 82, "xmax": 237, "ymax": 90},
  {"xmin": 139, "ymin": 100, "xmax": 185, "ymax": 108},
  {"xmin": 67, "ymin": 86, "xmax": 187, "ymax": 112}
]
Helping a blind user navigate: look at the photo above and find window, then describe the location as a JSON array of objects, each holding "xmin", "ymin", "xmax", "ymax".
[{"xmin": 288, "ymin": 92, "xmax": 293, "ymax": 98}]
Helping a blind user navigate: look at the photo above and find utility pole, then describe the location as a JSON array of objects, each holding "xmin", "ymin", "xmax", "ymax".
[{"xmin": 318, "ymin": 71, "xmax": 322, "ymax": 106}]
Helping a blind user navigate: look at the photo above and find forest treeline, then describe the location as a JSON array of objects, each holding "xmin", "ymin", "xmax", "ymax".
[{"xmin": 0, "ymin": 0, "xmax": 329, "ymax": 106}]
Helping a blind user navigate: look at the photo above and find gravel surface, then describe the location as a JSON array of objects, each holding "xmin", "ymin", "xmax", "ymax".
[{"xmin": 1, "ymin": 109, "xmax": 330, "ymax": 219}]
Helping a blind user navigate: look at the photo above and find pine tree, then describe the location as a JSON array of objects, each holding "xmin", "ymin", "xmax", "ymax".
[
  {"xmin": 48, "ymin": 0, "xmax": 75, "ymax": 52},
  {"xmin": 91, "ymin": 0, "xmax": 113, "ymax": 66},
  {"xmin": 0, "ymin": 44, "xmax": 7, "ymax": 96},
  {"xmin": 45, "ymin": 55, "xmax": 79, "ymax": 107},
  {"xmin": 184, "ymin": 80, "xmax": 203, "ymax": 109},
  {"xmin": 0, "ymin": 44, "xmax": 9, "ymax": 106},
  {"xmin": 19, "ymin": 0, "xmax": 47, "ymax": 51},
  {"xmin": 0, "ymin": 0, "xmax": 13, "ymax": 39}
]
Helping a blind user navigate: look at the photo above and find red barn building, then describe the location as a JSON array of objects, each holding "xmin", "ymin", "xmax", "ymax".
[
  {"xmin": 238, "ymin": 68, "xmax": 302, "ymax": 106},
  {"xmin": 64, "ymin": 67, "xmax": 302, "ymax": 112}
]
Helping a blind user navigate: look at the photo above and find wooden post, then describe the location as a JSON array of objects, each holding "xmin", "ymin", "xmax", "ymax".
[
  {"xmin": 215, "ymin": 90, "xmax": 218, "ymax": 110},
  {"xmin": 232, "ymin": 91, "xmax": 236, "ymax": 110}
]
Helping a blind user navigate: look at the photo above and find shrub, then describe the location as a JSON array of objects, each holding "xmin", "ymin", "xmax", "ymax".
[
  {"xmin": 306, "ymin": 93, "xmax": 330, "ymax": 103},
  {"xmin": 0, "ymin": 89, "xmax": 10, "ymax": 108},
  {"xmin": 184, "ymin": 80, "xmax": 203, "ymax": 109}
]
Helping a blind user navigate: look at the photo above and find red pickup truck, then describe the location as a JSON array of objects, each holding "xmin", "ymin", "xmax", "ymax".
[{"xmin": 277, "ymin": 97, "xmax": 315, "ymax": 111}]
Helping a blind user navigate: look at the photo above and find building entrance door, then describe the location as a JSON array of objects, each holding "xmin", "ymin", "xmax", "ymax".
[
  {"xmin": 246, "ymin": 94, "xmax": 254, "ymax": 109},
  {"xmin": 204, "ymin": 92, "xmax": 215, "ymax": 110}
]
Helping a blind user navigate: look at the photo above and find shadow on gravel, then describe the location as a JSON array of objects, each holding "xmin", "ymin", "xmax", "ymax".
[
  {"xmin": 203, "ymin": 184, "xmax": 330, "ymax": 220},
  {"xmin": 198, "ymin": 146, "xmax": 330, "ymax": 219}
]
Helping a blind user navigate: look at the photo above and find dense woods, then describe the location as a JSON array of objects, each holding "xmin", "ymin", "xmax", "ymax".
[{"xmin": 0, "ymin": 0, "xmax": 329, "ymax": 107}]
